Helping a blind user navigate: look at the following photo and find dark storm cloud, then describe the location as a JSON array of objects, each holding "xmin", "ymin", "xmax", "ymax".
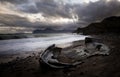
[
  {"xmin": 0, "ymin": 13, "xmax": 61, "ymax": 29},
  {"xmin": 35, "ymin": 2, "xmax": 69, "ymax": 18},
  {"xmin": 74, "ymin": 0, "xmax": 120, "ymax": 23},
  {"xmin": 0, "ymin": 13, "xmax": 31, "ymax": 27},
  {"xmin": 0, "ymin": 0, "xmax": 120, "ymax": 29},
  {"xmin": 0, "ymin": 0, "xmax": 72, "ymax": 18},
  {"xmin": 2, "ymin": 0, "xmax": 120, "ymax": 23}
]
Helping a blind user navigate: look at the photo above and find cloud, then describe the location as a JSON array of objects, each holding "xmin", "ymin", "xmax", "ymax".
[
  {"xmin": 2, "ymin": 0, "xmax": 120, "ymax": 21},
  {"xmin": 74, "ymin": 0, "xmax": 120, "ymax": 23},
  {"xmin": 0, "ymin": 0, "xmax": 72, "ymax": 18},
  {"xmin": 0, "ymin": 13, "xmax": 64, "ymax": 29},
  {"xmin": 0, "ymin": 0, "xmax": 120, "ymax": 31},
  {"xmin": 0, "ymin": 0, "xmax": 27, "ymax": 4}
]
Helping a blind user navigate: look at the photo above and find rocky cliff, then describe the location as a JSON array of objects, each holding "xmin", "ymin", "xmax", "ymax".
[{"xmin": 74, "ymin": 16, "xmax": 120, "ymax": 34}]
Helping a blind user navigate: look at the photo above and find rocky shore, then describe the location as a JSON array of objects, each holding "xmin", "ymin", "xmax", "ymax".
[{"xmin": 0, "ymin": 34, "xmax": 120, "ymax": 77}]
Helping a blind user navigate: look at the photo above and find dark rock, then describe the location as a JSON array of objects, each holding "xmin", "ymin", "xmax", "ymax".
[
  {"xmin": 80, "ymin": 72, "xmax": 84, "ymax": 75},
  {"xmin": 95, "ymin": 45, "xmax": 102, "ymax": 51},
  {"xmin": 85, "ymin": 37, "xmax": 93, "ymax": 44},
  {"xmin": 74, "ymin": 16, "xmax": 120, "ymax": 34}
]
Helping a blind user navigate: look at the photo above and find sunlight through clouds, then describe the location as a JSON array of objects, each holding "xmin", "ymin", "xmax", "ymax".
[
  {"xmin": 60, "ymin": 0, "xmax": 100, "ymax": 4},
  {"xmin": 84, "ymin": 0, "xmax": 99, "ymax": 3}
]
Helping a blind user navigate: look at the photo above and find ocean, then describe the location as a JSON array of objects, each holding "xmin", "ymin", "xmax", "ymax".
[{"xmin": 0, "ymin": 33, "xmax": 87, "ymax": 55}]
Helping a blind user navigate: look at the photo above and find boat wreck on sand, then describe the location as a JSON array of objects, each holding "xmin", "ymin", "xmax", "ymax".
[{"xmin": 40, "ymin": 37, "xmax": 110, "ymax": 68}]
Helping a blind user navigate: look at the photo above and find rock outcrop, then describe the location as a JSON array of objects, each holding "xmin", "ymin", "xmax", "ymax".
[{"xmin": 74, "ymin": 16, "xmax": 120, "ymax": 34}]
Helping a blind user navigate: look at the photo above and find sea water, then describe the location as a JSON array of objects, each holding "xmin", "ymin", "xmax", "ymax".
[{"xmin": 0, "ymin": 33, "xmax": 87, "ymax": 55}]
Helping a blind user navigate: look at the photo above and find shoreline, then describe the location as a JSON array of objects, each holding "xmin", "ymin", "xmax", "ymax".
[
  {"xmin": 0, "ymin": 34, "xmax": 120, "ymax": 77},
  {"xmin": 0, "ymin": 39, "xmax": 85, "ymax": 64}
]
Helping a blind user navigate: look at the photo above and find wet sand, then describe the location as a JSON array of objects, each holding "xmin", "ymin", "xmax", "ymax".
[{"xmin": 0, "ymin": 34, "xmax": 120, "ymax": 77}]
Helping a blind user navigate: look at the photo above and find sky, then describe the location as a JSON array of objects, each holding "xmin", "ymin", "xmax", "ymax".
[{"xmin": 0, "ymin": 0, "xmax": 120, "ymax": 33}]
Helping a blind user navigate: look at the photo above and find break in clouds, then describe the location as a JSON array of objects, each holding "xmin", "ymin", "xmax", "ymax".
[{"xmin": 0, "ymin": 0, "xmax": 120, "ymax": 33}]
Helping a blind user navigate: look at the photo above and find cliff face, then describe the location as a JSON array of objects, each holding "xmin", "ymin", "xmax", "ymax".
[{"xmin": 74, "ymin": 16, "xmax": 120, "ymax": 34}]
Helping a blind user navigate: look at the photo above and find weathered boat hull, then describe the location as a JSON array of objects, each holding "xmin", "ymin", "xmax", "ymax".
[
  {"xmin": 40, "ymin": 37, "xmax": 110, "ymax": 68},
  {"xmin": 40, "ymin": 44, "xmax": 82, "ymax": 68}
]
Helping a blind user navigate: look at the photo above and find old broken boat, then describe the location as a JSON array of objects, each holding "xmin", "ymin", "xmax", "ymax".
[{"xmin": 40, "ymin": 37, "xmax": 110, "ymax": 68}]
